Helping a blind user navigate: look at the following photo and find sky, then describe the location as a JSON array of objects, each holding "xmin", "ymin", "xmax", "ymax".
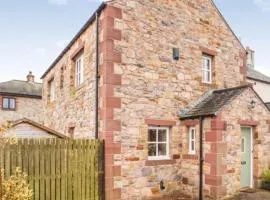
[{"xmin": 0, "ymin": 0, "xmax": 269, "ymax": 82}]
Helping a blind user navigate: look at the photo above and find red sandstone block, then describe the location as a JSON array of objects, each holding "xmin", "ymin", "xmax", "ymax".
[
  {"xmin": 103, "ymin": 28, "xmax": 122, "ymax": 41},
  {"xmin": 211, "ymin": 120, "xmax": 226, "ymax": 130},
  {"xmin": 105, "ymin": 142, "xmax": 121, "ymax": 154},
  {"xmin": 105, "ymin": 154, "xmax": 114, "ymax": 166},
  {"xmin": 105, "ymin": 97, "xmax": 121, "ymax": 108},
  {"xmin": 100, "ymin": 62, "xmax": 114, "ymax": 76},
  {"xmin": 210, "ymin": 143, "xmax": 227, "ymax": 153},
  {"xmin": 200, "ymin": 47, "xmax": 217, "ymax": 56},
  {"xmin": 173, "ymin": 154, "xmax": 180, "ymax": 159},
  {"xmin": 100, "ymin": 39, "xmax": 114, "ymax": 53},
  {"xmin": 103, "ymin": 74, "xmax": 122, "ymax": 85},
  {"xmin": 210, "ymin": 164, "xmax": 227, "ymax": 176},
  {"xmin": 105, "ymin": 165, "xmax": 121, "ymax": 177},
  {"xmin": 182, "ymin": 119, "xmax": 199, "ymax": 127},
  {"xmin": 100, "ymin": 84, "xmax": 115, "ymax": 98},
  {"xmin": 104, "ymin": 5, "xmax": 122, "ymax": 19},
  {"xmin": 145, "ymin": 119, "xmax": 176, "ymax": 126},
  {"xmin": 151, "ymin": 187, "xmax": 160, "ymax": 195},
  {"xmin": 227, "ymin": 168, "xmax": 235, "ymax": 173},
  {"xmin": 182, "ymin": 154, "xmax": 199, "ymax": 160},
  {"xmin": 113, "ymin": 188, "xmax": 121, "ymax": 200},
  {"xmin": 100, "ymin": 108, "xmax": 114, "ymax": 120},
  {"xmin": 205, "ymin": 130, "xmax": 223, "ymax": 142},
  {"xmin": 238, "ymin": 119, "xmax": 259, "ymax": 126},
  {"xmin": 136, "ymin": 145, "xmax": 144, "ymax": 150},
  {"xmin": 125, "ymin": 156, "xmax": 140, "ymax": 161},
  {"xmin": 205, "ymin": 175, "xmax": 222, "ymax": 186},
  {"xmin": 105, "ymin": 120, "xmax": 121, "ymax": 131},
  {"xmin": 103, "ymin": 51, "xmax": 121, "ymax": 63},
  {"xmin": 100, "ymin": 16, "xmax": 114, "ymax": 31},
  {"xmin": 205, "ymin": 153, "xmax": 217, "ymax": 164}
]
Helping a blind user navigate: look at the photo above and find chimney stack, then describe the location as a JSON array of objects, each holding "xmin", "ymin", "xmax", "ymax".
[
  {"xmin": 246, "ymin": 47, "xmax": 255, "ymax": 69},
  {"xmin": 26, "ymin": 71, "xmax": 35, "ymax": 83}
]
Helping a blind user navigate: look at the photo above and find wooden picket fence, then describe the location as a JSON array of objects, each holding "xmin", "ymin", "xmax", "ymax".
[{"xmin": 0, "ymin": 139, "xmax": 104, "ymax": 200}]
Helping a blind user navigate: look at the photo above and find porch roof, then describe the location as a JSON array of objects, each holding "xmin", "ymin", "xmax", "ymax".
[{"xmin": 179, "ymin": 85, "xmax": 250, "ymax": 119}]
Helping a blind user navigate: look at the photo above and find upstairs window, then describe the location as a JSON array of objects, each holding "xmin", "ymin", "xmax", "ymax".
[
  {"xmin": 148, "ymin": 127, "xmax": 169, "ymax": 160},
  {"xmin": 202, "ymin": 54, "xmax": 212, "ymax": 84},
  {"xmin": 75, "ymin": 54, "xmax": 84, "ymax": 86},
  {"xmin": 2, "ymin": 97, "xmax": 16, "ymax": 110},
  {"xmin": 48, "ymin": 78, "xmax": 55, "ymax": 102},
  {"xmin": 188, "ymin": 127, "xmax": 196, "ymax": 155}
]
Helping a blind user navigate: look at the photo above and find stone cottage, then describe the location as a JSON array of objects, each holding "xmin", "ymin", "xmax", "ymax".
[
  {"xmin": 41, "ymin": 0, "xmax": 270, "ymax": 199},
  {"xmin": 0, "ymin": 72, "xmax": 43, "ymax": 125}
]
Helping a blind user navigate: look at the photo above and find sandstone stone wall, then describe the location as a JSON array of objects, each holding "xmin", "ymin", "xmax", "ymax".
[
  {"xmin": 42, "ymin": 21, "xmax": 98, "ymax": 138},
  {"xmin": 221, "ymin": 88, "xmax": 270, "ymax": 197},
  {"xmin": 0, "ymin": 95, "xmax": 43, "ymax": 125},
  {"xmin": 104, "ymin": 0, "xmax": 246, "ymax": 199}
]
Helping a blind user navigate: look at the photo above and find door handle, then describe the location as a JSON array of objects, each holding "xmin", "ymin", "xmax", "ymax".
[{"xmin": 241, "ymin": 161, "xmax": 246, "ymax": 165}]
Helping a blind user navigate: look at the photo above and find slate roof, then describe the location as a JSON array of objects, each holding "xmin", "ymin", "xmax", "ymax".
[
  {"xmin": 180, "ymin": 85, "xmax": 249, "ymax": 119},
  {"xmin": 247, "ymin": 68, "xmax": 270, "ymax": 84},
  {"xmin": 0, "ymin": 80, "xmax": 42, "ymax": 98},
  {"xmin": 266, "ymin": 103, "xmax": 270, "ymax": 110}
]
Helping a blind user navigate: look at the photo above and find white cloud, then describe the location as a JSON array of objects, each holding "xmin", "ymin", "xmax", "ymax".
[
  {"xmin": 254, "ymin": 0, "xmax": 270, "ymax": 11},
  {"xmin": 48, "ymin": 0, "xmax": 68, "ymax": 6}
]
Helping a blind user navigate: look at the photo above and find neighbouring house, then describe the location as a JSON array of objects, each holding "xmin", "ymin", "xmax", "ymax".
[
  {"xmin": 41, "ymin": 0, "xmax": 270, "ymax": 199},
  {"xmin": 246, "ymin": 47, "xmax": 270, "ymax": 103},
  {"xmin": 0, "ymin": 71, "xmax": 44, "ymax": 125},
  {"xmin": 4, "ymin": 118, "xmax": 67, "ymax": 139}
]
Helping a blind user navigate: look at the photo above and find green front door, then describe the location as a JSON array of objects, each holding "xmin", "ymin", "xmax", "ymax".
[{"xmin": 240, "ymin": 127, "xmax": 252, "ymax": 188}]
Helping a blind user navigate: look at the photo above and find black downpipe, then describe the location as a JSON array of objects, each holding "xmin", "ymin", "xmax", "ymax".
[
  {"xmin": 95, "ymin": 12, "xmax": 100, "ymax": 139},
  {"xmin": 199, "ymin": 116, "xmax": 204, "ymax": 200}
]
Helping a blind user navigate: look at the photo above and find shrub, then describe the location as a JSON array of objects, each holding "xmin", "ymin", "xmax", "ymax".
[
  {"xmin": 262, "ymin": 169, "xmax": 270, "ymax": 182},
  {"xmin": 1, "ymin": 168, "xmax": 32, "ymax": 200}
]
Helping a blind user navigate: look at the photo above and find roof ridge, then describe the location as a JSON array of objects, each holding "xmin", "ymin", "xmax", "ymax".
[{"xmin": 0, "ymin": 79, "xmax": 42, "ymax": 85}]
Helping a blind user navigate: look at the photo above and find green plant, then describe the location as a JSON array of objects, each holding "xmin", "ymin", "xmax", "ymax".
[
  {"xmin": 0, "ymin": 123, "xmax": 32, "ymax": 200},
  {"xmin": 262, "ymin": 169, "xmax": 270, "ymax": 182},
  {"xmin": 1, "ymin": 168, "xmax": 32, "ymax": 200}
]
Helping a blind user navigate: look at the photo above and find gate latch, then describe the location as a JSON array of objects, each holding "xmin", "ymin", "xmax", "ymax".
[{"xmin": 241, "ymin": 161, "xmax": 246, "ymax": 165}]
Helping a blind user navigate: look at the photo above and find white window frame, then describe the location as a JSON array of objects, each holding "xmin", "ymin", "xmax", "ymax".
[
  {"xmin": 202, "ymin": 54, "xmax": 212, "ymax": 84},
  {"xmin": 148, "ymin": 126, "xmax": 170, "ymax": 160},
  {"xmin": 188, "ymin": 127, "xmax": 196, "ymax": 155},
  {"xmin": 49, "ymin": 79, "xmax": 55, "ymax": 102},
  {"xmin": 2, "ymin": 97, "xmax": 16, "ymax": 110},
  {"xmin": 75, "ymin": 54, "xmax": 84, "ymax": 86}
]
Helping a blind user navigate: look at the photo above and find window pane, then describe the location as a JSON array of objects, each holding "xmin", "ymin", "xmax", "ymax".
[
  {"xmin": 207, "ymin": 71, "xmax": 211, "ymax": 82},
  {"xmin": 148, "ymin": 129, "xmax": 157, "ymax": 142},
  {"xmin": 206, "ymin": 59, "xmax": 211, "ymax": 70},
  {"xmin": 241, "ymin": 138, "xmax": 245, "ymax": 153},
  {"xmin": 191, "ymin": 141, "xmax": 195, "ymax": 151},
  {"xmin": 148, "ymin": 144, "xmax": 156, "ymax": 156},
  {"xmin": 9, "ymin": 99, "xmax": 15, "ymax": 109},
  {"xmin": 3, "ymin": 98, "xmax": 9, "ymax": 109},
  {"xmin": 158, "ymin": 143, "xmax": 167, "ymax": 156},
  {"xmin": 158, "ymin": 129, "xmax": 167, "ymax": 142}
]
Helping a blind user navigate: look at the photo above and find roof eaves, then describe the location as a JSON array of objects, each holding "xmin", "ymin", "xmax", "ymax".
[
  {"xmin": 0, "ymin": 92, "xmax": 42, "ymax": 99},
  {"xmin": 41, "ymin": 2, "xmax": 106, "ymax": 79}
]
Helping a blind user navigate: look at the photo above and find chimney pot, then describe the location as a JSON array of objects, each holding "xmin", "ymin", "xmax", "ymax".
[
  {"xmin": 27, "ymin": 71, "xmax": 35, "ymax": 83},
  {"xmin": 246, "ymin": 47, "xmax": 255, "ymax": 69}
]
